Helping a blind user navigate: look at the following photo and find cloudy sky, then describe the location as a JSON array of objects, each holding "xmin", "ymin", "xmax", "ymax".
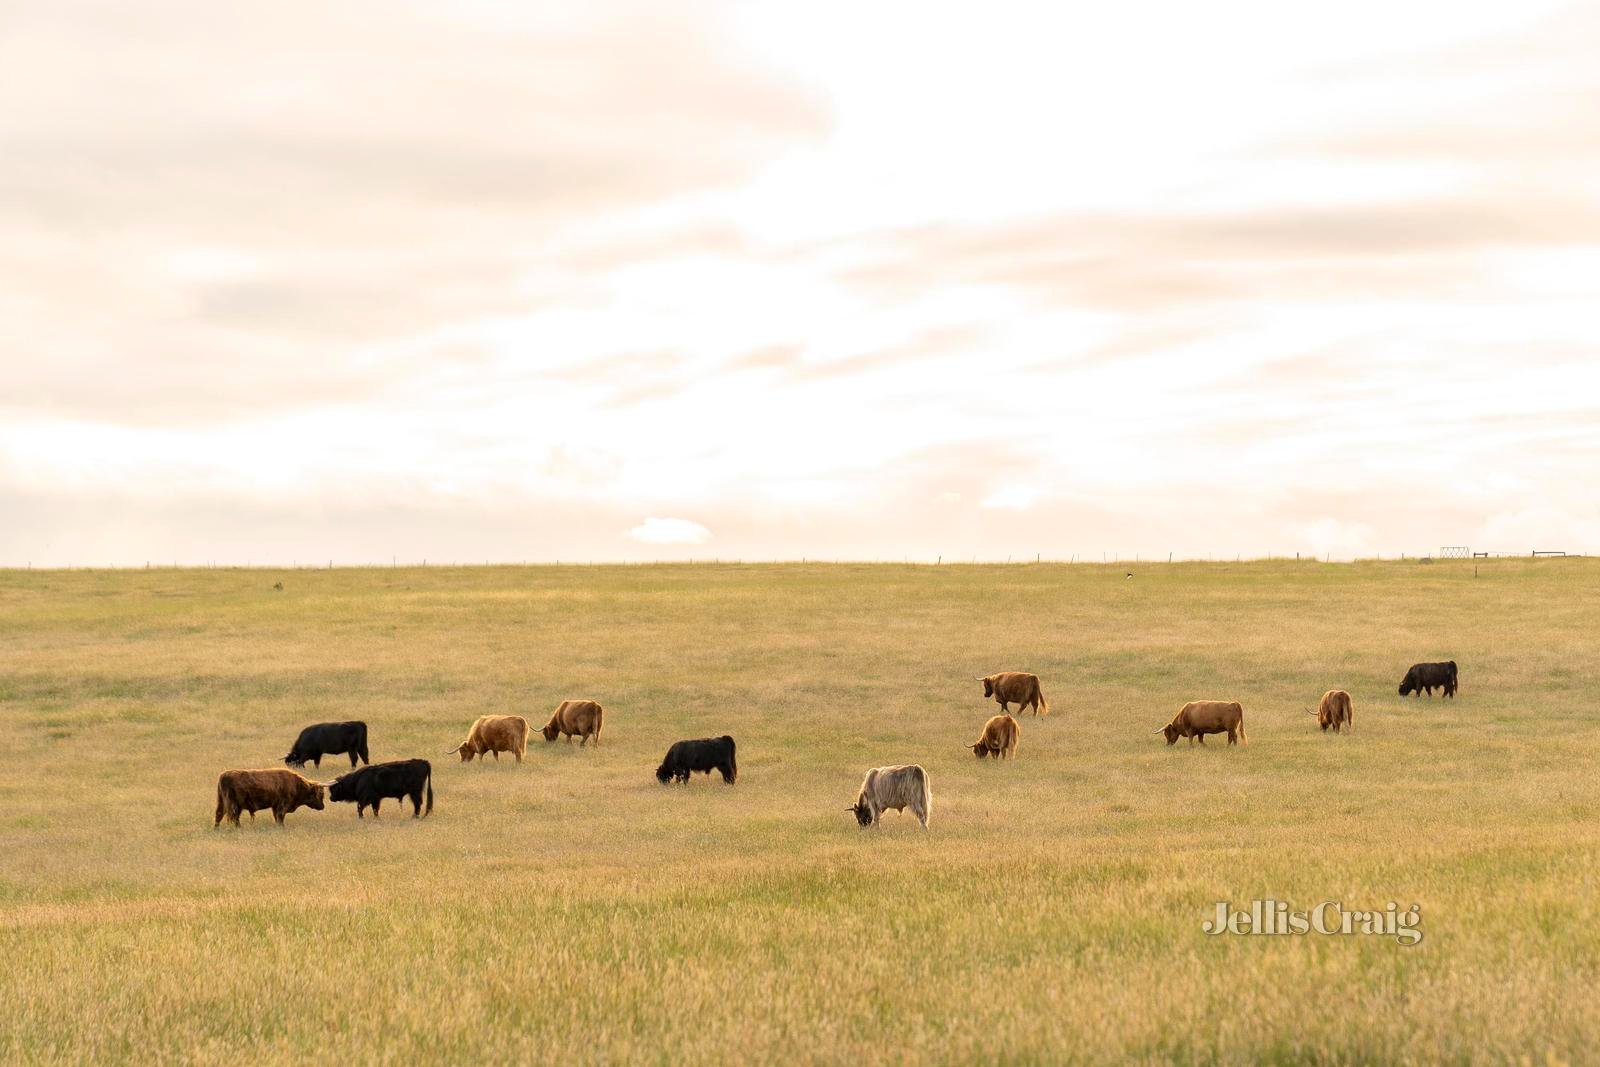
[{"xmin": 4, "ymin": 1, "xmax": 1597, "ymax": 565}]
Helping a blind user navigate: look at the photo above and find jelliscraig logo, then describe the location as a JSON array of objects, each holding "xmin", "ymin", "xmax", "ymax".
[{"xmin": 1204, "ymin": 900, "xmax": 1423, "ymax": 946}]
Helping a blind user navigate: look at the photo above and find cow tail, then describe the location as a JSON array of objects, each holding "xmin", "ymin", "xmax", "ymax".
[
  {"xmin": 424, "ymin": 770, "xmax": 434, "ymax": 817},
  {"xmin": 214, "ymin": 780, "xmax": 225, "ymax": 826},
  {"xmin": 919, "ymin": 766, "xmax": 932, "ymax": 827},
  {"xmin": 1238, "ymin": 717, "xmax": 1248, "ymax": 745},
  {"xmin": 1036, "ymin": 680, "xmax": 1049, "ymax": 717},
  {"xmin": 358, "ymin": 723, "xmax": 370, "ymax": 765}
]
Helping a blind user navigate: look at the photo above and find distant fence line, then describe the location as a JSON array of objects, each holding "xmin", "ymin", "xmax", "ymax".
[{"xmin": 2, "ymin": 551, "xmax": 1584, "ymax": 571}]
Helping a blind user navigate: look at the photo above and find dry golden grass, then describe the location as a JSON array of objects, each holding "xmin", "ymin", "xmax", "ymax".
[{"xmin": 2, "ymin": 559, "xmax": 1597, "ymax": 1064}]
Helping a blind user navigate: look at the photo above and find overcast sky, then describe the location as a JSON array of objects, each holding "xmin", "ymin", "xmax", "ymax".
[{"xmin": 4, "ymin": 1, "xmax": 1597, "ymax": 565}]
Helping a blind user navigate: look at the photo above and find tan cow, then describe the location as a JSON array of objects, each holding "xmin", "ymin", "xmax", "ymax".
[
  {"xmin": 542, "ymin": 699, "xmax": 604, "ymax": 746},
  {"xmin": 971, "ymin": 714, "xmax": 1020, "ymax": 759},
  {"xmin": 849, "ymin": 765, "xmax": 931, "ymax": 829},
  {"xmin": 978, "ymin": 672, "xmax": 1050, "ymax": 716},
  {"xmin": 1308, "ymin": 690, "xmax": 1353, "ymax": 733},
  {"xmin": 450, "ymin": 715, "xmax": 531, "ymax": 763},
  {"xmin": 214, "ymin": 768, "xmax": 326, "ymax": 827},
  {"xmin": 1159, "ymin": 700, "xmax": 1247, "ymax": 746}
]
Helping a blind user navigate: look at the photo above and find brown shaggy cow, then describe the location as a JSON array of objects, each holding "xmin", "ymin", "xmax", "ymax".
[
  {"xmin": 542, "ymin": 699, "xmax": 604, "ymax": 746},
  {"xmin": 971, "ymin": 714, "xmax": 1020, "ymax": 759},
  {"xmin": 214, "ymin": 768, "xmax": 326, "ymax": 827},
  {"xmin": 1305, "ymin": 689, "xmax": 1354, "ymax": 733},
  {"xmin": 1159, "ymin": 700, "xmax": 1247, "ymax": 746},
  {"xmin": 451, "ymin": 715, "xmax": 531, "ymax": 763},
  {"xmin": 978, "ymin": 672, "xmax": 1050, "ymax": 716}
]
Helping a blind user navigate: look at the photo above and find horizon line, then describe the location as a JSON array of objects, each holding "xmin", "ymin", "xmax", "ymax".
[{"xmin": 0, "ymin": 552, "xmax": 1583, "ymax": 573}]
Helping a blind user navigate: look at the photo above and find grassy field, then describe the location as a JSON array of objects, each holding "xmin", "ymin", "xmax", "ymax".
[{"xmin": 2, "ymin": 558, "xmax": 1597, "ymax": 1065}]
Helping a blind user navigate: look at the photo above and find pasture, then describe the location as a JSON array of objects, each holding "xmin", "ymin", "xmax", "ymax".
[{"xmin": 2, "ymin": 559, "xmax": 1597, "ymax": 1065}]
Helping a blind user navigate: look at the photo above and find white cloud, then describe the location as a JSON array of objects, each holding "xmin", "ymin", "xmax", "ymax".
[
  {"xmin": 626, "ymin": 517, "xmax": 712, "ymax": 545},
  {"xmin": 1301, "ymin": 518, "xmax": 1378, "ymax": 561},
  {"xmin": 981, "ymin": 487, "xmax": 1044, "ymax": 511}
]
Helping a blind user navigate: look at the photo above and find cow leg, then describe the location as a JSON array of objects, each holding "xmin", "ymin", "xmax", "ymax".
[
  {"xmin": 349, "ymin": 752, "xmax": 359, "ymax": 767},
  {"xmin": 1198, "ymin": 734, "xmax": 1206, "ymax": 745},
  {"xmin": 314, "ymin": 755, "xmax": 322, "ymax": 767},
  {"xmin": 272, "ymin": 805, "xmax": 286, "ymax": 825},
  {"xmin": 493, "ymin": 751, "xmax": 500, "ymax": 761},
  {"xmin": 411, "ymin": 791, "xmax": 422, "ymax": 817},
  {"xmin": 356, "ymin": 802, "xmax": 365, "ymax": 819}
]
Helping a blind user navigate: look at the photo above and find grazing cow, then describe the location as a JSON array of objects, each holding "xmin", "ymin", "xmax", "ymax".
[
  {"xmin": 214, "ymin": 768, "xmax": 325, "ymax": 827},
  {"xmin": 1159, "ymin": 701, "xmax": 1247, "ymax": 746},
  {"xmin": 450, "ymin": 715, "xmax": 531, "ymax": 763},
  {"xmin": 978, "ymin": 672, "xmax": 1049, "ymax": 717},
  {"xmin": 283, "ymin": 720, "xmax": 369, "ymax": 769},
  {"xmin": 971, "ymin": 714, "xmax": 1020, "ymax": 759},
  {"xmin": 1307, "ymin": 690, "xmax": 1354, "ymax": 733},
  {"xmin": 542, "ymin": 699, "xmax": 604, "ymax": 746},
  {"xmin": 655, "ymin": 736, "xmax": 737, "ymax": 784},
  {"xmin": 328, "ymin": 759, "xmax": 433, "ymax": 819},
  {"xmin": 849, "ymin": 765, "xmax": 931, "ymax": 829},
  {"xmin": 1399, "ymin": 661, "xmax": 1457, "ymax": 698}
]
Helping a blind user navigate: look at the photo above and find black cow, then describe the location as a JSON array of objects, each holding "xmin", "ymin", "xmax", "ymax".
[
  {"xmin": 1399, "ymin": 661, "xmax": 1458, "ymax": 698},
  {"xmin": 655, "ymin": 736, "xmax": 737, "ymax": 785},
  {"xmin": 328, "ymin": 759, "xmax": 433, "ymax": 818},
  {"xmin": 284, "ymin": 721, "xmax": 369, "ymax": 768}
]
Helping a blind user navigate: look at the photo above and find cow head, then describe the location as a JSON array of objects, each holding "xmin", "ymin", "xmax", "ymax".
[
  {"xmin": 282, "ymin": 752, "xmax": 307, "ymax": 768},
  {"xmin": 452, "ymin": 741, "xmax": 477, "ymax": 762},
  {"xmin": 327, "ymin": 773, "xmax": 357, "ymax": 803},
  {"xmin": 1162, "ymin": 723, "xmax": 1181, "ymax": 745},
  {"xmin": 304, "ymin": 783, "xmax": 326, "ymax": 811},
  {"xmin": 1398, "ymin": 681, "xmax": 1413, "ymax": 696},
  {"xmin": 972, "ymin": 741, "xmax": 989, "ymax": 758},
  {"xmin": 542, "ymin": 722, "xmax": 560, "ymax": 742},
  {"xmin": 655, "ymin": 763, "xmax": 673, "ymax": 784},
  {"xmin": 981, "ymin": 677, "xmax": 994, "ymax": 698},
  {"xmin": 849, "ymin": 799, "xmax": 873, "ymax": 826}
]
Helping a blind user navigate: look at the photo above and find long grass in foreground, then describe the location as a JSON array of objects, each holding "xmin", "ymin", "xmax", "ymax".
[{"xmin": 2, "ymin": 559, "xmax": 1597, "ymax": 1064}]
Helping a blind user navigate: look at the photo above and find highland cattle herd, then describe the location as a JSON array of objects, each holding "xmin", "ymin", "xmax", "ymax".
[{"xmin": 213, "ymin": 662, "xmax": 1458, "ymax": 830}]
